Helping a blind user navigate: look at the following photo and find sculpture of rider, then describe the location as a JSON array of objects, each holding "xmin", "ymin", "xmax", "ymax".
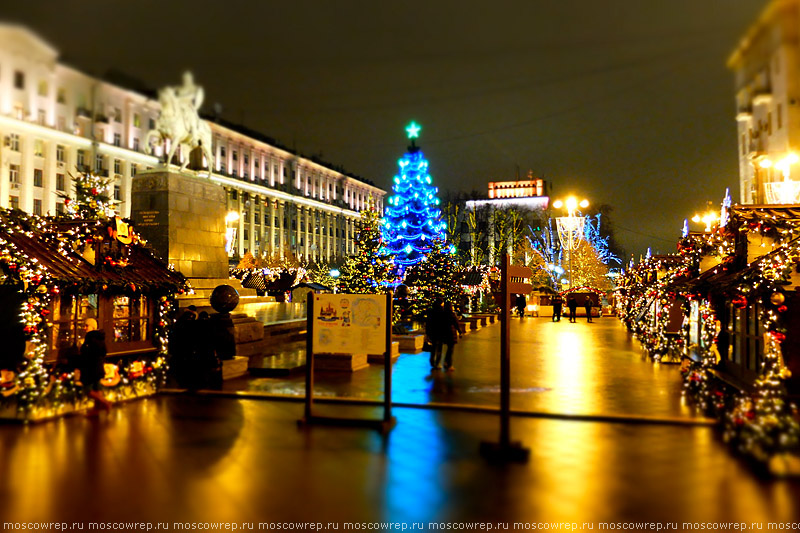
[{"xmin": 175, "ymin": 71, "xmax": 204, "ymax": 140}]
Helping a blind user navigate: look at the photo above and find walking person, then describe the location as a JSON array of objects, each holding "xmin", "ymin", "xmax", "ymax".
[
  {"xmin": 515, "ymin": 294, "xmax": 526, "ymax": 318},
  {"xmin": 584, "ymin": 297, "xmax": 593, "ymax": 323},
  {"xmin": 425, "ymin": 297, "xmax": 446, "ymax": 370},
  {"xmin": 552, "ymin": 294, "xmax": 563, "ymax": 322},
  {"xmin": 567, "ymin": 296, "xmax": 578, "ymax": 323},
  {"xmin": 442, "ymin": 302, "xmax": 465, "ymax": 372}
]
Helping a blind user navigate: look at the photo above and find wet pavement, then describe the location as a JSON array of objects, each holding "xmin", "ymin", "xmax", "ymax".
[
  {"xmin": 2, "ymin": 316, "xmax": 799, "ymax": 524},
  {"xmin": 229, "ymin": 316, "xmax": 695, "ymax": 420}
]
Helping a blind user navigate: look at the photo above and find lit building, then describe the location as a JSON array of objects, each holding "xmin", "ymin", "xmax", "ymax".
[
  {"xmin": 728, "ymin": 0, "xmax": 800, "ymax": 205},
  {"xmin": 488, "ymin": 178, "xmax": 546, "ymax": 199},
  {"xmin": 0, "ymin": 23, "xmax": 384, "ymax": 263},
  {"xmin": 463, "ymin": 172, "xmax": 550, "ymax": 265}
]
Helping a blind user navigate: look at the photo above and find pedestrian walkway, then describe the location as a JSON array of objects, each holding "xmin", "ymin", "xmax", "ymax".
[
  {"xmin": 226, "ymin": 316, "xmax": 695, "ymax": 421},
  {"xmin": 0, "ymin": 395, "xmax": 798, "ymax": 524},
  {"xmin": 3, "ymin": 315, "xmax": 798, "ymax": 524}
]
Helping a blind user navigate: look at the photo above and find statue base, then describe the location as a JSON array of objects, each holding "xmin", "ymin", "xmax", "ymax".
[{"xmin": 131, "ymin": 169, "xmax": 228, "ymax": 279}]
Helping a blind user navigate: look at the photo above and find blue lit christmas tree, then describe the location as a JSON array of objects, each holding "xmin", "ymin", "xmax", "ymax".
[{"xmin": 382, "ymin": 122, "xmax": 447, "ymax": 267}]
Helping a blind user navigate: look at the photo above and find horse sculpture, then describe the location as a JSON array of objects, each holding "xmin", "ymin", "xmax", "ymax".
[{"xmin": 144, "ymin": 87, "xmax": 214, "ymax": 176}]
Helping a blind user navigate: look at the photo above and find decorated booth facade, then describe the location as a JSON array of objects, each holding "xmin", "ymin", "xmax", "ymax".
[
  {"xmin": 0, "ymin": 209, "xmax": 187, "ymax": 421},
  {"xmin": 618, "ymin": 204, "xmax": 800, "ymax": 469}
]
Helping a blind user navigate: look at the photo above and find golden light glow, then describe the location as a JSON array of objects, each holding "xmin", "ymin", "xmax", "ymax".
[
  {"xmin": 691, "ymin": 211, "xmax": 719, "ymax": 232},
  {"xmin": 566, "ymin": 197, "xmax": 578, "ymax": 212},
  {"xmin": 552, "ymin": 200, "xmax": 563, "ymax": 209},
  {"xmin": 225, "ymin": 211, "xmax": 240, "ymax": 223}
]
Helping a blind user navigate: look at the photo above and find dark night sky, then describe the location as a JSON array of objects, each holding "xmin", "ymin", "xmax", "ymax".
[{"xmin": 3, "ymin": 1, "xmax": 768, "ymax": 257}]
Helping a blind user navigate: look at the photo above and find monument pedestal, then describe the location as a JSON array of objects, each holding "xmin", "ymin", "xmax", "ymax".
[{"xmin": 131, "ymin": 170, "xmax": 228, "ymax": 279}]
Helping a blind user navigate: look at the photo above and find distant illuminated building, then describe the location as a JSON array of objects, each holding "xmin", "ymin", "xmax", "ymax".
[
  {"xmin": 488, "ymin": 178, "xmax": 546, "ymax": 199},
  {"xmin": 464, "ymin": 171, "xmax": 550, "ymax": 265},
  {"xmin": 728, "ymin": 0, "xmax": 800, "ymax": 205}
]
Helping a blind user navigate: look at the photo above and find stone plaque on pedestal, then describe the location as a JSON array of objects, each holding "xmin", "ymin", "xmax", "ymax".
[{"xmin": 131, "ymin": 170, "xmax": 228, "ymax": 279}]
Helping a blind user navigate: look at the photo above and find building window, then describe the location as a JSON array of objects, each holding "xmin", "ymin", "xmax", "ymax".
[
  {"xmin": 133, "ymin": 137, "xmax": 140, "ymax": 151},
  {"xmin": 113, "ymin": 108, "xmax": 122, "ymax": 123},
  {"xmin": 131, "ymin": 164, "xmax": 138, "ymax": 176},
  {"xmin": 13, "ymin": 71, "xmax": 24, "ymax": 90},
  {"xmin": 56, "ymin": 202, "xmax": 65, "ymax": 215},
  {"xmin": 56, "ymin": 173, "xmax": 65, "ymax": 192},
  {"xmin": 33, "ymin": 169, "xmax": 43, "ymax": 187},
  {"xmin": 9, "ymin": 196, "xmax": 19, "ymax": 209},
  {"xmin": 9, "ymin": 133, "xmax": 20, "ymax": 151},
  {"xmin": 38, "ymin": 80, "xmax": 48, "ymax": 97},
  {"xmin": 133, "ymin": 113, "xmax": 141, "ymax": 128},
  {"xmin": 57, "ymin": 87, "xmax": 66, "ymax": 104},
  {"xmin": 57, "ymin": 116, "xmax": 66, "ymax": 131},
  {"xmin": 244, "ymin": 229, "xmax": 249, "ymax": 241},
  {"xmin": 114, "ymin": 185, "xmax": 121, "ymax": 201},
  {"xmin": 114, "ymin": 159, "xmax": 121, "ymax": 174},
  {"xmin": 37, "ymin": 109, "xmax": 46, "ymax": 125},
  {"xmin": 113, "ymin": 133, "xmax": 121, "ymax": 147},
  {"xmin": 220, "ymin": 146, "xmax": 226, "ymax": 158},
  {"xmin": 233, "ymin": 150, "xmax": 238, "ymax": 161},
  {"xmin": 731, "ymin": 303, "xmax": 764, "ymax": 372},
  {"xmin": 111, "ymin": 295, "xmax": 150, "ymax": 344},
  {"xmin": 244, "ymin": 154, "xmax": 249, "ymax": 165},
  {"xmin": 56, "ymin": 144, "xmax": 65, "ymax": 162},
  {"xmin": 34, "ymin": 139, "xmax": 44, "ymax": 157},
  {"xmin": 96, "ymin": 154, "xmax": 104, "ymax": 171},
  {"xmin": 33, "ymin": 199, "xmax": 42, "ymax": 215},
  {"xmin": 149, "ymin": 118, "xmax": 155, "ymax": 130},
  {"xmin": 77, "ymin": 150, "xmax": 85, "ymax": 168},
  {"xmin": 9, "ymin": 164, "xmax": 20, "ymax": 185}
]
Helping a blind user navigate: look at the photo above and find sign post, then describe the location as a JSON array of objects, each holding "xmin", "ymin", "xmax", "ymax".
[
  {"xmin": 480, "ymin": 253, "xmax": 531, "ymax": 462},
  {"xmin": 299, "ymin": 291, "xmax": 395, "ymax": 433}
]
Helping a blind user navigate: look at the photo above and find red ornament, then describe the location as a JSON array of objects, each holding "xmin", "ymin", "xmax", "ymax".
[
  {"xmin": 732, "ymin": 295, "xmax": 747, "ymax": 309},
  {"xmin": 91, "ymin": 188, "xmax": 98, "ymax": 195},
  {"xmin": 778, "ymin": 305, "xmax": 788, "ymax": 313},
  {"xmin": 771, "ymin": 331, "xmax": 786, "ymax": 343}
]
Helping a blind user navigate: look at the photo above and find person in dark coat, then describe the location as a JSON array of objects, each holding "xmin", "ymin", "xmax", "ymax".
[
  {"xmin": 552, "ymin": 294, "xmax": 563, "ymax": 322},
  {"xmin": 425, "ymin": 297, "xmax": 446, "ymax": 370},
  {"xmin": 442, "ymin": 302, "xmax": 465, "ymax": 372},
  {"xmin": 169, "ymin": 309, "xmax": 196, "ymax": 387},
  {"xmin": 567, "ymin": 296, "xmax": 578, "ymax": 323},
  {"xmin": 515, "ymin": 294, "xmax": 526, "ymax": 318},
  {"xmin": 194, "ymin": 311, "xmax": 222, "ymax": 390},
  {"xmin": 584, "ymin": 298, "xmax": 593, "ymax": 323},
  {"xmin": 80, "ymin": 330, "xmax": 112, "ymax": 414}
]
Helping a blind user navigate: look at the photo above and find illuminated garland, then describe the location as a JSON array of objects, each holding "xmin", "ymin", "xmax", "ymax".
[
  {"xmin": 338, "ymin": 199, "xmax": 396, "ymax": 293},
  {"xmin": 403, "ymin": 237, "xmax": 464, "ymax": 317},
  {"xmin": 0, "ymin": 206, "xmax": 182, "ymax": 418}
]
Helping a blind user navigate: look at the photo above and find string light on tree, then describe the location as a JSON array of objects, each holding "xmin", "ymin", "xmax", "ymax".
[{"xmin": 382, "ymin": 122, "xmax": 447, "ymax": 268}]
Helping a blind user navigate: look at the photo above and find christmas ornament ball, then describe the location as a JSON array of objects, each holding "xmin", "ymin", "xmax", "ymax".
[
  {"xmin": 210, "ymin": 284, "xmax": 240, "ymax": 313},
  {"xmin": 770, "ymin": 292, "xmax": 785, "ymax": 306}
]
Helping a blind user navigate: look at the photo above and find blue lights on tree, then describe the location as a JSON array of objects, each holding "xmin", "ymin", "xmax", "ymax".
[{"xmin": 382, "ymin": 122, "xmax": 447, "ymax": 266}]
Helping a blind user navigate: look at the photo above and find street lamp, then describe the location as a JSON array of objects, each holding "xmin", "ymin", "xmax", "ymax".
[
  {"xmin": 552, "ymin": 195, "xmax": 589, "ymax": 289},
  {"xmin": 691, "ymin": 211, "xmax": 719, "ymax": 233}
]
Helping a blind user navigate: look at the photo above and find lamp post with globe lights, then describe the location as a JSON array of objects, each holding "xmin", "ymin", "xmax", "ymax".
[{"xmin": 552, "ymin": 196, "xmax": 589, "ymax": 289}]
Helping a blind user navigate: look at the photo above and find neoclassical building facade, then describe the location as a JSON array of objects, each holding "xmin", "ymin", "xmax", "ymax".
[
  {"xmin": 0, "ymin": 24, "xmax": 384, "ymax": 263},
  {"xmin": 728, "ymin": 0, "xmax": 800, "ymax": 205}
]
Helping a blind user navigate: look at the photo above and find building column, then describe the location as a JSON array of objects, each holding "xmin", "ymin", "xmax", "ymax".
[
  {"xmin": 44, "ymin": 140, "xmax": 57, "ymax": 215},
  {"xmin": 278, "ymin": 201, "xmax": 285, "ymax": 260},
  {"xmin": 20, "ymin": 138, "xmax": 34, "ymax": 213},
  {"xmin": 249, "ymin": 196, "xmax": 257, "ymax": 256}
]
